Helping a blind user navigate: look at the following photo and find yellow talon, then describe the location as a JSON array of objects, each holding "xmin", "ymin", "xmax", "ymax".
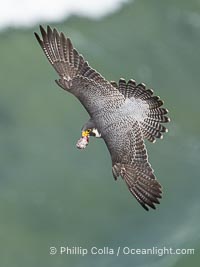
[{"xmin": 82, "ymin": 129, "xmax": 90, "ymax": 137}]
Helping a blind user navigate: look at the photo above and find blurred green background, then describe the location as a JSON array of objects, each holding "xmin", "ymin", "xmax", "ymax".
[{"xmin": 1, "ymin": 0, "xmax": 200, "ymax": 266}]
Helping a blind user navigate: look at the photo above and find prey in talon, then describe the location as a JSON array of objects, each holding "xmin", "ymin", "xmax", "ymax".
[{"xmin": 76, "ymin": 122, "xmax": 102, "ymax": 150}]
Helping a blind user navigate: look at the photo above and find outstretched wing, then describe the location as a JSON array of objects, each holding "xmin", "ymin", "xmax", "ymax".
[
  {"xmin": 34, "ymin": 26, "xmax": 124, "ymax": 117},
  {"xmin": 110, "ymin": 79, "xmax": 170, "ymax": 143},
  {"xmin": 103, "ymin": 120, "xmax": 162, "ymax": 211}
]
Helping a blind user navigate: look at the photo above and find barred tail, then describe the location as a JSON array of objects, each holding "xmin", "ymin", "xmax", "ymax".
[{"xmin": 112, "ymin": 79, "xmax": 170, "ymax": 143}]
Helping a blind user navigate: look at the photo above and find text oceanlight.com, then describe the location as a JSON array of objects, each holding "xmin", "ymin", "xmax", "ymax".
[{"xmin": 49, "ymin": 246, "xmax": 195, "ymax": 256}]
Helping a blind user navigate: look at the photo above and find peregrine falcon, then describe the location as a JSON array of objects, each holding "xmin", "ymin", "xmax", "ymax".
[{"xmin": 35, "ymin": 26, "xmax": 170, "ymax": 211}]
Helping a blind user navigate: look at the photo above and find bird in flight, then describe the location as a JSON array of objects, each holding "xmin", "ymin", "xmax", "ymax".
[{"xmin": 35, "ymin": 26, "xmax": 170, "ymax": 211}]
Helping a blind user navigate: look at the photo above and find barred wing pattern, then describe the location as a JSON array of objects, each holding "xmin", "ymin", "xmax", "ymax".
[
  {"xmin": 107, "ymin": 79, "xmax": 169, "ymax": 210},
  {"xmin": 103, "ymin": 119, "xmax": 162, "ymax": 211},
  {"xmin": 35, "ymin": 26, "xmax": 169, "ymax": 211},
  {"xmin": 34, "ymin": 26, "xmax": 124, "ymax": 117}
]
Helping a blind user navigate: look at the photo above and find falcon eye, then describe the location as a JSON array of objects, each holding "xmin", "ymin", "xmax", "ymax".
[{"xmin": 85, "ymin": 129, "xmax": 91, "ymax": 135}]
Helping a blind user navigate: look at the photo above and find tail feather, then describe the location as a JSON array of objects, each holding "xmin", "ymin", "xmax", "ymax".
[
  {"xmin": 140, "ymin": 119, "xmax": 168, "ymax": 141},
  {"xmin": 150, "ymin": 107, "xmax": 168, "ymax": 115},
  {"xmin": 111, "ymin": 78, "xmax": 170, "ymax": 143}
]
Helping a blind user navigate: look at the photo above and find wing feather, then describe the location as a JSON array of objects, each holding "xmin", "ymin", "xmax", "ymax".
[
  {"xmin": 35, "ymin": 26, "xmax": 124, "ymax": 116},
  {"xmin": 104, "ymin": 121, "xmax": 162, "ymax": 211},
  {"xmin": 35, "ymin": 26, "xmax": 112, "ymax": 88}
]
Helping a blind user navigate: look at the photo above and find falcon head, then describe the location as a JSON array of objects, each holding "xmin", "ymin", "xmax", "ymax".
[
  {"xmin": 76, "ymin": 126, "xmax": 101, "ymax": 150},
  {"xmin": 82, "ymin": 128, "xmax": 101, "ymax": 138}
]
